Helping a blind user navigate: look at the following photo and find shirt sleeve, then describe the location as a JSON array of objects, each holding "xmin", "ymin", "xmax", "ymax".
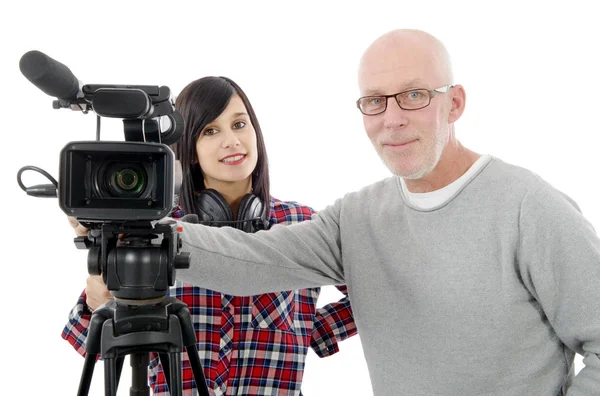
[
  {"xmin": 61, "ymin": 290, "xmax": 92, "ymax": 358},
  {"xmin": 518, "ymin": 182, "xmax": 600, "ymax": 395},
  {"xmin": 310, "ymin": 285, "xmax": 357, "ymax": 357},
  {"xmin": 177, "ymin": 199, "xmax": 346, "ymax": 296}
]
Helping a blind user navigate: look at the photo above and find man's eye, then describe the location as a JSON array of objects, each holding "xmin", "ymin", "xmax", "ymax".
[
  {"xmin": 408, "ymin": 91, "xmax": 423, "ymax": 100},
  {"xmin": 370, "ymin": 98, "xmax": 383, "ymax": 105}
]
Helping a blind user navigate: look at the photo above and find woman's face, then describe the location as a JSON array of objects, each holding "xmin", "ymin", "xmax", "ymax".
[{"xmin": 195, "ymin": 94, "xmax": 258, "ymax": 187}]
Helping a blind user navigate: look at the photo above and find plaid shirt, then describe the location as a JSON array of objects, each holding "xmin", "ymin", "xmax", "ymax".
[{"xmin": 62, "ymin": 197, "xmax": 356, "ymax": 395}]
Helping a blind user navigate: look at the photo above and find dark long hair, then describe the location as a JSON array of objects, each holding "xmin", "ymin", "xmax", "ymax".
[{"xmin": 173, "ymin": 76, "xmax": 270, "ymax": 219}]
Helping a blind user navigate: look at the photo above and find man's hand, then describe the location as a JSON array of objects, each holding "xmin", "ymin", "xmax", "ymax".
[
  {"xmin": 68, "ymin": 216, "xmax": 89, "ymax": 237},
  {"xmin": 86, "ymin": 275, "xmax": 113, "ymax": 311}
]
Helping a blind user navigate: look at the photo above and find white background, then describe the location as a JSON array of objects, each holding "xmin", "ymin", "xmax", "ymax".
[{"xmin": 1, "ymin": 1, "xmax": 598, "ymax": 395}]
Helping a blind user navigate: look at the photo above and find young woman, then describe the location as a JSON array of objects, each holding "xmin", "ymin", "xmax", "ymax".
[{"xmin": 63, "ymin": 76, "xmax": 356, "ymax": 395}]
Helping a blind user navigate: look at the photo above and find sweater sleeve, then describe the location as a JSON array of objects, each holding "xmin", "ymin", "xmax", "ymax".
[
  {"xmin": 517, "ymin": 182, "xmax": 600, "ymax": 395},
  {"xmin": 177, "ymin": 199, "xmax": 346, "ymax": 296}
]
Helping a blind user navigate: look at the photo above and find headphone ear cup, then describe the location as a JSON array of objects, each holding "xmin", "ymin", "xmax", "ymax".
[
  {"xmin": 237, "ymin": 194, "xmax": 265, "ymax": 232},
  {"xmin": 195, "ymin": 189, "xmax": 234, "ymax": 225}
]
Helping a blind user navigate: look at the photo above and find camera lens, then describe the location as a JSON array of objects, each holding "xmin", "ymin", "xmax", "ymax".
[
  {"xmin": 91, "ymin": 161, "xmax": 148, "ymax": 199},
  {"xmin": 108, "ymin": 167, "xmax": 145, "ymax": 197},
  {"xmin": 113, "ymin": 169, "xmax": 141, "ymax": 191}
]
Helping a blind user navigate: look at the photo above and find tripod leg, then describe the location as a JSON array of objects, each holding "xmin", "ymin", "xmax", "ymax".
[
  {"xmin": 77, "ymin": 353, "xmax": 98, "ymax": 396},
  {"xmin": 186, "ymin": 346, "xmax": 210, "ymax": 396},
  {"xmin": 79, "ymin": 307, "xmax": 113, "ymax": 396},
  {"xmin": 130, "ymin": 353, "xmax": 150, "ymax": 396},
  {"xmin": 116, "ymin": 356, "xmax": 125, "ymax": 389},
  {"xmin": 168, "ymin": 352, "xmax": 182, "ymax": 396},
  {"xmin": 171, "ymin": 302, "xmax": 211, "ymax": 395},
  {"xmin": 158, "ymin": 353, "xmax": 172, "ymax": 393},
  {"xmin": 104, "ymin": 357, "xmax": 118, "ymax": 396}
]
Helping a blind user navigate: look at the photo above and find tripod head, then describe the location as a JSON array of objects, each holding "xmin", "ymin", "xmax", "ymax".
[{"xmin": 78, "ymin": 220, "xmax": 189, "ymax": 301}]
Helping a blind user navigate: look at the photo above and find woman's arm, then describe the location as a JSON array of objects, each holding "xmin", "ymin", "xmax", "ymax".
[{"xmin": 310, "ymin": 285, "xmax": 357, "ymax": 357}]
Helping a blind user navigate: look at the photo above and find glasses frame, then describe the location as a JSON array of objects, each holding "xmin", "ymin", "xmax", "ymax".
[{"xmin": 356, "ymin": 84, "xmax": 454, "ymax": 115}]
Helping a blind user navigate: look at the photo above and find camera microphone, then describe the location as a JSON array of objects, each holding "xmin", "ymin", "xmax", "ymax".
[{"xmin": 19, "ymin": 50, "xmax": 81, "ymax": 101}]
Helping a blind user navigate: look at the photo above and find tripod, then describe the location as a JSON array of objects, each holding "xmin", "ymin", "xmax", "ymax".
[
  {"xmin": 73, "ymin": 221, "xmax": 211, "ymax": 395},
  {"xmin": 77, "ymin": 297, "xmax": 210, "ymax": 396}
]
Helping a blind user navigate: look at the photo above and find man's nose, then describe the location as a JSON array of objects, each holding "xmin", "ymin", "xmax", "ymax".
[{"xmin": 382, "ymin": 97, "xmax": 409, "ymax": 128}]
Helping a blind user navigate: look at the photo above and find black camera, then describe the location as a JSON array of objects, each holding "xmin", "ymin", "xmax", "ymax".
[
  {"xmin": 57, "ymin": 83, "xmax": 185, "ymax": 222},
  {"xmin": 16, "ymin": 48, "xmax": 190, "ymax": 296},
  {"xmin": 16, "ymin": 49, "xmax": 190, "ymax": 295},
  {"xmin": 59, "ymin": 141, "xmax": 175, "ymax": 221},
  {"xmin": 18, "ymin": 50, "xmax": 183, "ymax": 222},
  {"xmin": 17, "ymin": 51, "xmax": 211, "ymax": 395}
]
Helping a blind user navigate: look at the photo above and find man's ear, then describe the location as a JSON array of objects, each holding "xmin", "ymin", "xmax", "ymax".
[{"xmin": 447, "ymin": 85, "xmax": 466, "ymax": 124}]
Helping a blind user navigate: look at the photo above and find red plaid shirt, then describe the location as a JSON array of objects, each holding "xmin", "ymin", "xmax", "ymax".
[{"xmin": 62, "ymin": 197, "xmax": 356, "ymax": 395}]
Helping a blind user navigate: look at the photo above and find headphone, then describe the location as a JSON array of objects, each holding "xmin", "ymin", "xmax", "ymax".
[{"xmin": 194, "ymin": 188, "xmax": 269, "ymax": 233}]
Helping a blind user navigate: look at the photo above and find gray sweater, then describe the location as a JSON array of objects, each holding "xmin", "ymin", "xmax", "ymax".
[{"xmin": 177, "ymin": 157, "xmax": 600, "ymax": 395}]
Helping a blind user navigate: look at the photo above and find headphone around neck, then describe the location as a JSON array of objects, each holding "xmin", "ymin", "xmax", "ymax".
[{"xmin": 194, "ymin": 188, "xmax": 269, "ymax": 233}]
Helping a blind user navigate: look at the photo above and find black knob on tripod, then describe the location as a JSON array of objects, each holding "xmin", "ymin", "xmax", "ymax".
[
  {"xmin": 87, "ymin": 246, "xmax": 102, "ymax": 275},
  {"xmin": 173, "ymin": 252, "xmax": 190, "ymax": 270}
]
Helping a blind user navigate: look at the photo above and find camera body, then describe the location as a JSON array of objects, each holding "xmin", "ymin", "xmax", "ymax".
[
  {"xmin": 54, "ymin": 83, "xmax": 184, "ymax": 222},
  {"xmin": 17, "ymin": 51, "xmax": 190, "ymax": 298},
  {"xmin": 59, "ymin": 141, "xmax": 176, "ymax": 222}
]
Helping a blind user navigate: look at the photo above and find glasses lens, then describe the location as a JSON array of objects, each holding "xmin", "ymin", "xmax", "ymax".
[
  {"xmin": 397, "ymin": 89, "xmax": 430, "ymax": 109},
  {"xmin": 359, "ymin": 97, "xmax": 386, "ymax": 115}
]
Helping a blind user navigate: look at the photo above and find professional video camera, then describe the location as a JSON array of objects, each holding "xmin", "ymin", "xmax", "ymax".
[
  {"xmin": 19, "ymin": 50, "xmax": 182, "ymax": 222},
  {"xmin": 17, "ymin": 51, "xmax": 209, "ymax": 396}
]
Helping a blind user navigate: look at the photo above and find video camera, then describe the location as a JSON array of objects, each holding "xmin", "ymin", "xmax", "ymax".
[
  {"xmin": 17, "ymin": 51, "xmax": 210, "ymax": 395},
  {"xmin": 19, "ymin": 50, "xmax": 182, "ymax": 222}
]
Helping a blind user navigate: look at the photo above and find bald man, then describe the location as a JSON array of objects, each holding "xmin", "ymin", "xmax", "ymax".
[{"xmin": 176, "ymin": 30, "xmax": 600, "ymax": 395}]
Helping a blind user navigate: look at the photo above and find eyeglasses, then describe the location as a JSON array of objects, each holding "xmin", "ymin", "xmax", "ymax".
[{"xmin": 356, "ymin": 85, "xmax": 453, "ymax": 115}]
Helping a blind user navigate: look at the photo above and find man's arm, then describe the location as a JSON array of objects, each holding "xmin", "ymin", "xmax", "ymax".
[
  {"xmin": 177, "ymin": 199, "xmax": 345, "ymax": 295},
  {"xmin": 310, "ymin": 285, "xmax": 357, "ymax": 357},
  {"xmin": 518, "ymin": 183, "xmax": 600, "ymax": 395}
]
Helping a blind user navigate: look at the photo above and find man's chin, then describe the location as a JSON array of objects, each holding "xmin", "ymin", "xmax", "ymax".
[{"xmin": 388, "ymin": 162, "xmax": 430, "ymax": 179}]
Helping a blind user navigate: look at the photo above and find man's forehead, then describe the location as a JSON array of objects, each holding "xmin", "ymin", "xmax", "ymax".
[
  {"xmin": 359, "ymin": 54, "xmax": 445, "ymax": 92},
  {"xmin": 358, "ymin": 61, "xmax": 435, "ymax": 92},
  {"xmin": 357, "ymin": 30, "xmax": 453, "ymax": 94},
  {"xmin": 360, "ymin": 77, "xmax": 427, "ymax": 95}
]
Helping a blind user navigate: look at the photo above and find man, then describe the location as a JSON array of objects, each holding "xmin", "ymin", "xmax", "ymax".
[{"xmin": 176, "ymin": 29, "xmax": 600, "ymax": 395}]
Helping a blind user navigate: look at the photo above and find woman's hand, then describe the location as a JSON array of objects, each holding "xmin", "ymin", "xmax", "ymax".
[
  {"xmin": 85, "ymin": 275, "xmax": 113, "ymax": 311},
  {"xmin": 68, "ymin": 216, "xmax": 89, "ymax": 237},
  {"xmin": 68, "ymin": 217, "xmax": 111, "ymax": 310}
]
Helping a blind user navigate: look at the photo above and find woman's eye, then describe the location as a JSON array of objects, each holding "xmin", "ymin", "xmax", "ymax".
[
  {"xmin": 233, "ymin": 121, "xmax": 246, "ymax": 129},
  {"xmin": 203, "ymin": 128, "xmax": 217, "ymax": 136}
]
